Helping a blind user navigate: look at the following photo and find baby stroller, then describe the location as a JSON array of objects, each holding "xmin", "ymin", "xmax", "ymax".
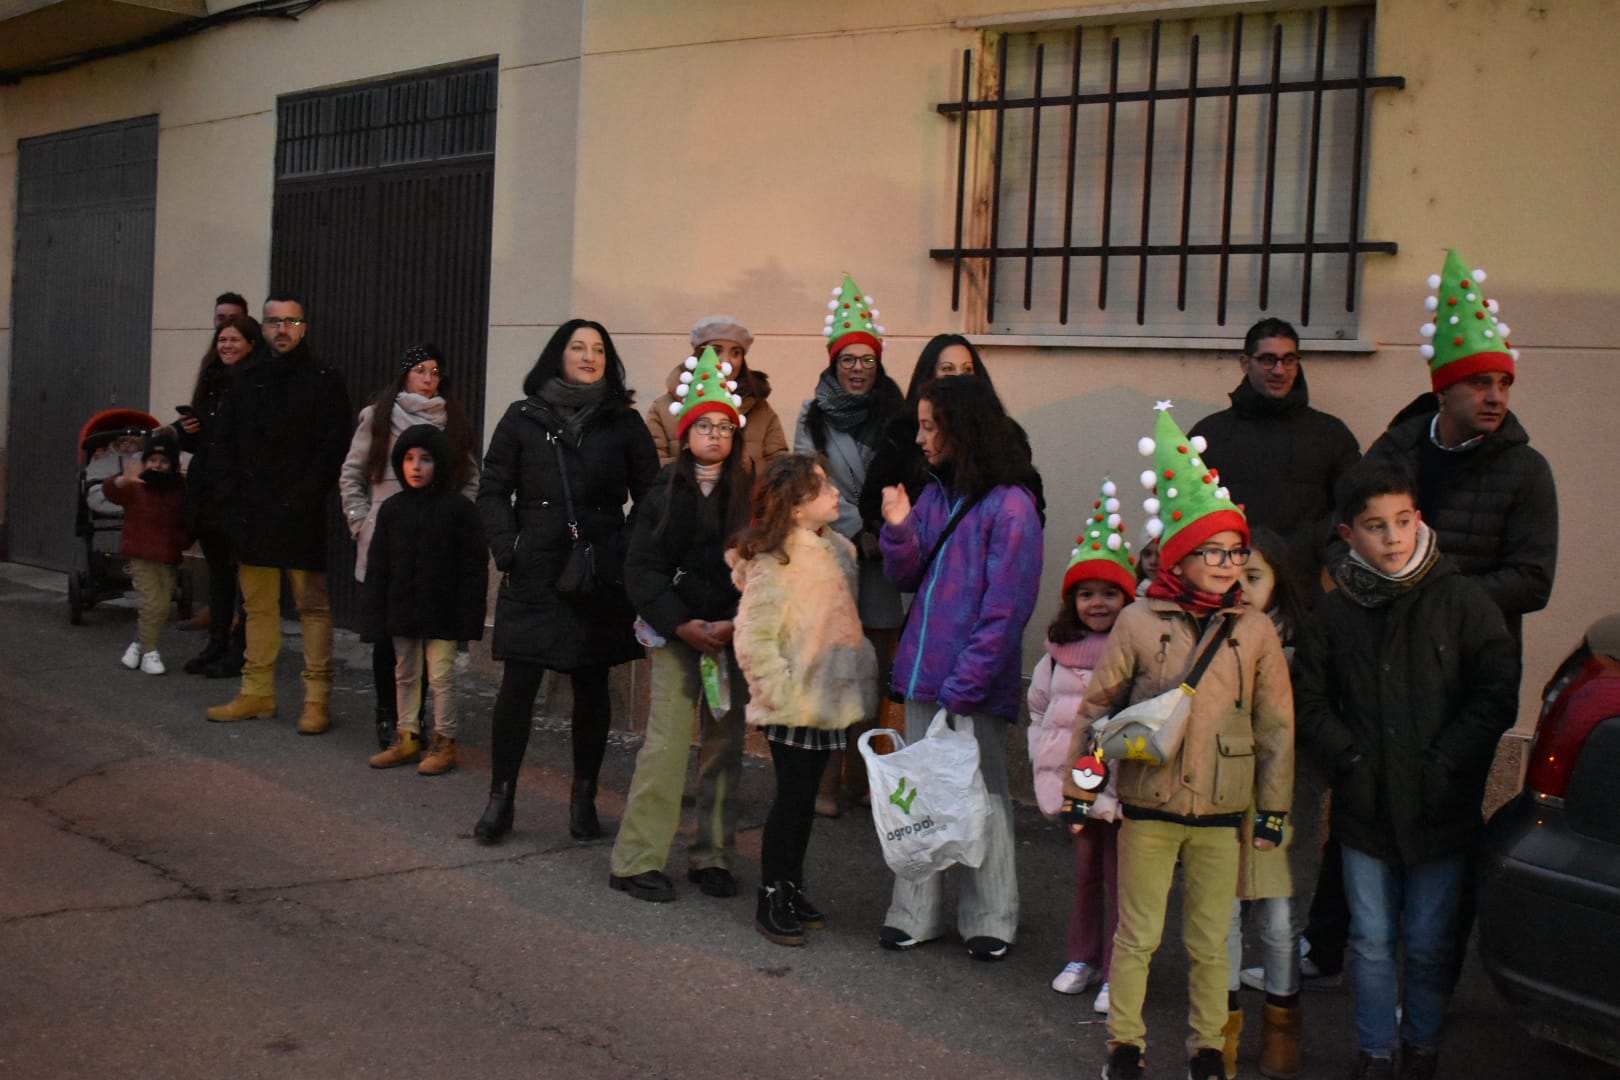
[{"xmin": 68, "ymin": 408, "xmax": 193, "ymax": 625}]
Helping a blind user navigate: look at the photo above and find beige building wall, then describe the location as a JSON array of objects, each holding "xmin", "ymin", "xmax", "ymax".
[
  {"xmin": 2, "ymin": 0, "xmax": 1614, "ymax": 729},
  {"xmin": 572, "ymin": 0, "xmax": 1619, "ymax": 728}
]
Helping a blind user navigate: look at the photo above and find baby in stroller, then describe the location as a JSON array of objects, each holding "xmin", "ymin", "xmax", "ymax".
[{"xmin": 100, "ymin": 429, "xmax": 191, "ymax": 674}]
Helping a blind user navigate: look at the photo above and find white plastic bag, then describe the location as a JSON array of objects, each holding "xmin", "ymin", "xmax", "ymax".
[{"xmin": 858, "ymin": 709, "xmax": 990, "ymax": 880}]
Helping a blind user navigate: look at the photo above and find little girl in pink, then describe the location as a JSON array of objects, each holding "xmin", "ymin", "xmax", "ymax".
[{"xmin": 1028, "ymin": 480, "xmax": 1136, "ymax": 1013}]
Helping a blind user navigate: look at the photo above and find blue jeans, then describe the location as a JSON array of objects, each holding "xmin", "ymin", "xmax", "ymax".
[{"xmin": 1341, "ymin": 846, "xmax": 1465, "ymax": 1055}]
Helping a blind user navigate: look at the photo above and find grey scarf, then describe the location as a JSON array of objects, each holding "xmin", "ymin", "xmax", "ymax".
[
  {"xmin": 535, "ymin": 376, "xmax": 610, "ymax": 445},
  {"xmin": 1332, "ymin": 521, "xmax": 1441, "ymax": 608},
  {"xmin": 812, "ymin": 366, "xmax": 877, "ymax": 433}
]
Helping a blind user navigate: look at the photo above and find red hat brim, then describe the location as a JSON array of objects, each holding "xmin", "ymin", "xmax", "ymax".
[
  {"xmin": 1432, "ymin": 349, "xmax": 1515, "ymax": 392},
  {"xmin": 1160, "ymin": 509, "xmax": 1251, "ymax": 569},
  {"xmin": 827, "ymin": 330, "xmax": 883, "ymax": 359},
  {"xmin": 1062, "ymin": 559, "xmax": 1138, "ymax": 598},
  {"xmin": 676, "ymin": 398, "xmax": 741, "ymax": 440}
]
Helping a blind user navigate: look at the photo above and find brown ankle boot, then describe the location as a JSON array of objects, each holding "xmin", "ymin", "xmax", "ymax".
[
  {"xmin": 417, "ymin": 734, "xmax": 456, "ymax": 775},
  {"xmin": 297, "ymin": 700, "xmax": 331, "ymax": 735},
  {"xmin": 206, "ymin": 693, "xmax": 276, "ymax": 723},
  {"xmin": 369, "ymin": 729, "xmax": 421, "ymax": 768},
  {"xmin": 1259, "ymin": 1002, "xmax": 1304, "ymax": 1080},
  {"xmin": 1221, "ymin": 1008, "xmax": 1243, "ymax": 1078}
]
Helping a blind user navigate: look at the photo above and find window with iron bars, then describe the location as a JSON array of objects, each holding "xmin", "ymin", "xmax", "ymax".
[{"xmin": 933, "ymin": 6, "xmax": 1403, "ymax": 341}]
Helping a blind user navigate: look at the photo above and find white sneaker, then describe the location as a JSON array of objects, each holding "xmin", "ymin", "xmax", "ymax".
[
  {"xmin": 1052, "ymin": 961, "xmax": 1100, "ymax": 995},
  {"xmin": 139, "ymin": 650, "xmax": 165, "ymax": 675},
  {"xmin": 121, "ymin": 642, "xmax": 142, "ymax": 670},
  {"xmin": 1093, "ymin": 982, "xmax": 1111, "ymax": 1014},
  {"xmin": 1239, "ymin": 965, "xmax": 1266, "ymax": 991}
]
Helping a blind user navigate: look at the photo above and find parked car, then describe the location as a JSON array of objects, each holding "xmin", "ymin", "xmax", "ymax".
[{"xmin": 1479, "ymin": 617, "xmax": 1620, "ymax": 1068}]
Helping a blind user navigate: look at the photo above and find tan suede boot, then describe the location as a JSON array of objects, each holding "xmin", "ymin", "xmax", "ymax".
[
  {"xmin": 205, "ymin": 693, "xmax": 276, "ymax": 723},
  {"xmin": 417, "ymin": 734, "xmax": 456, "ymax": 776},
  {"xmin": 1222, "ymin": 1008, "xmax": 1244, "ymax": 1079},
  {"xmin": 1259, "ymin": 1002, "xmax": 1304, "ymax": 1080},
  {"xmin": 296, "ymin": 700, "xmax": 330, "ymax": 735},
  {"xmin": 369, "ymin": 729, "xmax": 421, "ymax": 769}
]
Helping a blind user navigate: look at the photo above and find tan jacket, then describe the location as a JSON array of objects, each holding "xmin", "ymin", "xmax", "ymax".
[
  {"xmin": 727, "ymin": 527, "xmax": 878, "ymax": 731},
  {"xmin": 1076, "ymin": 598, "xmax": 1294, "ymax": 819},
  {"xmin": 645, "ymin": 361, "xmax": 789, "ymax": 472}
]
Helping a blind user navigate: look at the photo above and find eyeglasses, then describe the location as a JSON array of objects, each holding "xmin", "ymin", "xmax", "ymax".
[
  {"xmin": 836, "ymin": 354, "xmax": 878, "ymax": 369},
  {"xmin": 692, "ymin": 420, "xmax": 737, "ymax": 437},
  {"xmin": 262, "ymin": 317, "xmax": 306, "ymax": 329},
  {"xmin": 1190, "ymin": 547, "xmax": 1252, "ymax": 567},
  {"xmin": 1248, "ymin": 352, "xmax": 1300, "ymax": 370}
]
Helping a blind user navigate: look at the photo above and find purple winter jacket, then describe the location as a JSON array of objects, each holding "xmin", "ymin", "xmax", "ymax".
[{"xmin": 882, "ymin": 481, "xmax": 1044, "ymax": 721}]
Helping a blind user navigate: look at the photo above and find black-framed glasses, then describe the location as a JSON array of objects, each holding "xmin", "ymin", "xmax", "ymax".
[
  {"xmin": 1190, "ymin": 546, "xmax": 1252, "ymax": 567},
  {"xmin": 836, "ymin": 354, "xmax": 878, "ymax": 369},
  {"xmin": 1248, "ymin": 352, "xmax": 1300, "ymax": 370},
  {"xmin": 691, "ymin": 419, "xmax": 736, "ymax": 437},
  {"xmin": 262, "ymin": 317, "xmax": 306, "ymax": 329}
]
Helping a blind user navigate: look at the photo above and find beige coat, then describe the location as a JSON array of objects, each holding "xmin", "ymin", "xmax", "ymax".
[
  {"xmin": 727, "ymin": 527, "xmax": 878, "ymax": 730},
  {"xmin": 645, "ymin": 361, "xmax": 789, "ymax": 472},
  {"xmin": 1076, "ymin": 597, "xmax": 1294, "ymax": 820}
]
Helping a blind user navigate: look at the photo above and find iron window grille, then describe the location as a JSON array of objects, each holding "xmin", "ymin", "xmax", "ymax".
[{"xmin": 933, "ymin": 6, "xmax": 1404, "ymax": 340}]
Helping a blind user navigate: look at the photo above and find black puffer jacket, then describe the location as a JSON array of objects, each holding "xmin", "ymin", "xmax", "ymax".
[
  {"xmin": 1293, "ymin": 559, "xmax": 1520, "ymax": 866},
  {"xmin": 362, "ymin": 425, "xmax": 487, "ymax": 644},
  {"xmin": 623, "ymin": 465, "xmax": 742, "ymax": 640},
  {"xmin": 478, "ymin": 396, "xmax": 659, "ymax": 669},
  {"xmin": 1188, "ymin": 368, "xmax": 1360, "ymax": 573},
  {"xmin": 1361, "ymin": 395, "xmax": 1557, "ymax": 637},
  {"xmin": 220, "ymin": 344, "xmax": 353, "ymax": 570}
]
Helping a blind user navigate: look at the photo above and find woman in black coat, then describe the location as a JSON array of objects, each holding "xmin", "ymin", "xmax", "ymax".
[
  {"xmin": 474, "ymin": 318, "xmax": 660, "ymax": 844},
  {"xmin": 173, "ymin": 313, "xmax": 263, "ymax": 676}
]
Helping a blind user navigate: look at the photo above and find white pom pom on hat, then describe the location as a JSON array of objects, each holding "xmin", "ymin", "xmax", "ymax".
[
  {"xmin": 1425, "ymin": 296, "xmax": 1439, "ymax": 312},
  {"xmin": 1104, "ymin": 497, "xmax": 1120, "ymax": 513},
  {"xmin": 1420, "ymin": 344, "xmax": 1436, "ymax": 359},
  {"xmin": 667, "ymin": 401, "xmax": 682, "ymax": 415},
  {"xmin": 1420, "ymin": 323, "xmax": 1436, "ymax": 338},
  {"xmin": 1427, "ymin": 273, "xmax": 1442, "ymax": 289},
  {"xmin": 1107, "ymin": 534, "xmax": 1123, "ymax": 551},
  {"xmin": 684, "ymin": 355, "xmax": 699, "ymax": 371},
  {"xmin": 1140, "ymin": 469, "xmax": 1158, "ymax": 491},
  {"xmin": 1144, "ymin": 497, "xmax": 1161, "ymax": 515},
  {"xmin": 1190, "ymin": 435, "xmax": 1208, "ymax": 454},
  {"xmin": 1102, "ymin": 480, "xmax": 1117, "ymax": 497},
  {"xmin": 1138, "ymin": 437, "xmax": 1156, "ymax": 457},
  {"xmin": 1145, "ymin": 517, "xmax": 1165, "ymax": 538},
  {"xmin": 674, "ymin": 383, "xmax": 689, "ymax": 398}
]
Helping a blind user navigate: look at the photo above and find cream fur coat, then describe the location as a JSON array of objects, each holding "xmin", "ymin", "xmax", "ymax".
[{"xmin": 727, "ymin": 526, "xmax": 878, "ymax": 730}]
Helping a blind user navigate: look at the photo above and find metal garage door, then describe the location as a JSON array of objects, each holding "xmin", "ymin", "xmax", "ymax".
[
  {"xmin": 270, "ymin": 60, "xmax": 496, "ymax": 628},
  {"xmin": 7, "ymin": 115, "xmax": 158, "ymax": 569}
]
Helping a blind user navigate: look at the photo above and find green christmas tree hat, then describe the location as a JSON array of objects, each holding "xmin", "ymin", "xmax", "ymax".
[
  {"xmin": 1063, "ymin": 478, "xmax": 1137, "ymax": 596},
  {"xmin": 1136, "ymin": 402, "xmax": 1249, "ymax": 568},
  {"xmin": 668, "ymin": 345, "xmax": 746, "ymax": 438},
  {"xmin": 1419, "ymin": 249, "xmax": 1516, "ymax": 391},
  {"xmin": 822, "ymin": 273, "xmax": 886, "ymax": 357}
]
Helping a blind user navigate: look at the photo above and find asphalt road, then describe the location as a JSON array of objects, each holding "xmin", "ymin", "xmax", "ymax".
[{"xmin": 2, "ymin": 563, "xmax": 1613, "ymax": 1079}]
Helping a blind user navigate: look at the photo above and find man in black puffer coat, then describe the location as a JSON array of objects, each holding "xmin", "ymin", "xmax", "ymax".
[
  {"xmin": 206, "ymin": 294, "xmax": 352, "ymax": 733},
  {"xmin": 1190, "ymin": 318, "xmax": 1361, "ymax": 585}
]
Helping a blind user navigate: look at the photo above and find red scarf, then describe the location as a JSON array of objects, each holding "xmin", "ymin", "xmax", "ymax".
[{"xmin": 1145, "ymin": 565, "xmax": 1242, "ymax": 614}]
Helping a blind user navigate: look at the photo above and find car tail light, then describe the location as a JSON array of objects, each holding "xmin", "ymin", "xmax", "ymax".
[{"xmin": 1524, "ymin": 656, "xmax": 1604, "ymax": 799}]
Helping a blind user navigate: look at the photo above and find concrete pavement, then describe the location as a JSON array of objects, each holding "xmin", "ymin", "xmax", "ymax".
[{"xmin": 1, "ymin": 562, "xmax": 1611, "ymax": 1079}]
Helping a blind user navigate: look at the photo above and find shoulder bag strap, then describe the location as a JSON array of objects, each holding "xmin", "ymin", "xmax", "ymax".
[
  {"xmin": 550, "ymin": 433, "xmax": 580, "ymax": 543},
  {"xmin": 1180, "ymin": 615, "xmax": 1236, "ymax": 691}
]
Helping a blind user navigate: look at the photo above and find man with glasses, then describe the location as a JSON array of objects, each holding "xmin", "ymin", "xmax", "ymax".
[
  {"xmin": 207, "ymin": 294, "xmax": 352, "ymax": 735},
  {"xmin": 1190, "ymin": 318, "xmax": 1361, "ymax": 587}
]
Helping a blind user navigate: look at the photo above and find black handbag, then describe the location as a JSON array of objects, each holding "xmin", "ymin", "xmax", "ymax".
[{"xmin": 551, "ymin": 435, "xmax": 598, "ymax": 599}]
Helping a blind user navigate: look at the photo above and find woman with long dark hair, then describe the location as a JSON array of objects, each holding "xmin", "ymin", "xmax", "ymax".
[
  {"xmin": 339, "ymin": 343, "xmax": 479, "ymax": 752},
  {"xmin": 473, "ymin": 319, "xmax": 660, "ymax": 844},
  {"xmin": 794, "ymin": 275, "xmax": 906, "ymax": 817},
  {"xmin": 876, "ymin": 376, "xmax": 1044, "ymax": 962},
  {"xmin": 174, "ymin": 313, "xmax": 263, "ymax": 677},
  {"xmin": 608, "ymin": 346, "xmax": 754, "ymax": 902}
]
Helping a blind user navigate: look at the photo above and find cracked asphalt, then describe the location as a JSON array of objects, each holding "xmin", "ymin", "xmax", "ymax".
[{"xmin": 1, "ymin": 564, "xmax": 1612, "ymax": 1079}]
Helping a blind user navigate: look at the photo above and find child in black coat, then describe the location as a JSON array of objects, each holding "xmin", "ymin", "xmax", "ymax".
[{"xmin": 364, "ymin": 424, "xmax": 487, "ymax": 775}]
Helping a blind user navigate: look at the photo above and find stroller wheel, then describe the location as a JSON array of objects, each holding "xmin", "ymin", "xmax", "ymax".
[{"xmin": 68, "ymin": 572, "xmax": 84, "ymax": 625}]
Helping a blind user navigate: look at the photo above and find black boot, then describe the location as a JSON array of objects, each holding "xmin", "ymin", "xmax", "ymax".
[
  {"xmin": 786, "ymin": 881, "xmax": 827, "ymax": 929},
  {"xmin": 474, "ymin": 781, "xmax": 515, "ymax": 844},
  {"xmin": 374, "ymin": 703, "xmax": 397, "ymax": 751},
  {"xmin": 204, "ymin": 643, "xmax": 245, "ymax": 679},
  {"xmin": 569, "ymin": 777, "xmax": 601, "ymax": 841},
  {"xmin": 755, "ymin": 882, "xmax": 806, "ymax": 946},
  {"xmin": 184, "ymin": 638, "xmax": 228, "ymax": 675}
]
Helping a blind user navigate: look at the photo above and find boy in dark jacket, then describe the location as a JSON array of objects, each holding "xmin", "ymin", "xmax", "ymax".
[
  {"xmin": 364, "ymin": 424, "xmax": 487, "ymax": 776},
  {"xmin": 1294, "ymin": 461, "xmax": 1519, "ymax": 1080},
  {"xmin": 103, "ymin": 430, "xmax": 191, "ymax": 675}
]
